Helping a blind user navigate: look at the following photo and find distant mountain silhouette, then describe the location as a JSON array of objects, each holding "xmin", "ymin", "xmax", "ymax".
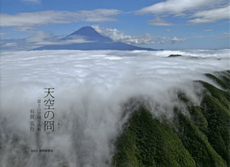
[
  {"xmin": 62, "ymin": 26, "xmax": 112, "ymax": 43},
  {"xmin": 33, "ymin": 26, "xmax": 158, "ymax": 51}
]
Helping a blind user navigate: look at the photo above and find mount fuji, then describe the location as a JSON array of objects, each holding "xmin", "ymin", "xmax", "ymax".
[{"xmin": 33, "ymin": 26, "xmax": 157, "ymax": 51}]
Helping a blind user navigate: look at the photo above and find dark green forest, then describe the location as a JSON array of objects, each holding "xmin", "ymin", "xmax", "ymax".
[{"xmin": 112, "ymin": 71, "xmax": 230, "ymax": 167}]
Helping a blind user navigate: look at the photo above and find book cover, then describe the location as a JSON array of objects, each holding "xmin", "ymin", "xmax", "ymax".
[{"xmin": 0, "ymin": 0, "xmax": 229, "ymax": 166}]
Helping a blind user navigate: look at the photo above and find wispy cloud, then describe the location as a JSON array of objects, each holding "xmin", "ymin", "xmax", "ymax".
[
  {"xmin": 137, "ymin": 0, "xmax": 229, "ymax": 26},
  {"xmin": 137, "ymin": 0, "xmax": 217, "ymax": 15},
  {"xmin": 26, "ymin": 31, "xmax": 54, "ymax": 43},
  {"xmin": 0, "ymin": 9, "xmax": 122, "ymax": 28},
  {"xmin": 1, "ymin": 42, "xmax": 18, "ymax": 47},
  {"xmin": 1, "ymin": 31, "xmax": 91, "ymax": 51},
  {"xmin": 148, "ymin": 17, "xmax": 174, "ymax": 26},
  {"xmin": 188, "ymin": 5, "xmax": 230, "ymax": 24}
]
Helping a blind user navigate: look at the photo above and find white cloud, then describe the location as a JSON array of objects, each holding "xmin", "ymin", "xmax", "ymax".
[
  {"xmin": 137, "ymin": 0, "xmax": 229, "ymax": 25},
  {"xmin": 170, "ymin": 37, "xmax": 186, "ymax": 44},
  {"xmin": 16, "ymin": 26, "xmax": 37, "ymax": 33},
  {"xmin": 148, "ymin": 17, "xmax": 174, "ymax": 26},
  {"xmin": 188, "ymin": 5, "xmax": 230, "ymax": 24},
  {"xmin": 137, "ymin": 0, "xmax": 216, "ymax": 15},
  {"xmin": 34, "ymin": 37, "xmax": 91, "ymax": 46},
  {"xmin": 92, "ymin": 25, "xmax": 155, "ymax": 44},
  {"xmin": 26, "ymin": 31, "xmax": 53, "ymax": 43},
  {"xmin": 2, "ymin": 42, "xmax": 17, "ymax": 47},
  {"xmin": 93, "ymin": 25, "xmax": 186, "ymax": 45},
  {"xmin": 0, "ymin": 9, "xmax": 121, "ymax": 28},
  {"xmin": 158, "ymin": 36, "xmax": 186, "ymax": 44}
]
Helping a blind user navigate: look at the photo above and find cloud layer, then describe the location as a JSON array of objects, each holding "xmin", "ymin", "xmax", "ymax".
[{"xmin": 1, "ymin": 49, "xmax": 229, "ymax": 166}]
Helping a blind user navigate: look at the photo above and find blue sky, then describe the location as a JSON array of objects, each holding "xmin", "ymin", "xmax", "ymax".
[{"xmin": 1, "ymin": 0, "xmax": 229, "ymax": 50}]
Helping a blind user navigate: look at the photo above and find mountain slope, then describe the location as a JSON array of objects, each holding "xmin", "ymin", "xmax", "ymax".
[
  {"xmin": 33, "ymin": 26, "xmax": 156, "ymax": 51},
  {"xmin": 112, "ymin": 71, "xmax": 230, "ymax": 167},
  {"xmin": 61, "ymin": 26, "xmax": 112, "ymax": 42}
]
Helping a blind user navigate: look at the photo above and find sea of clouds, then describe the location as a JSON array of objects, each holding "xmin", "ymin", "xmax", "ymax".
[{"xmin": 0, "ymin": 49, "xmax": 229, "ymax": 167}]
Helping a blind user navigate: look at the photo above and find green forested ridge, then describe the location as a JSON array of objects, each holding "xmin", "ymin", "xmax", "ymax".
[
  {"xmin": 112, "ymin": 71, "xmax": 230, "ymax": 167},
  {"xmin": 112, "ymin": 106, "xmax": 196, "ymax": 167},
  {"xmin": 197, "ymin": 72, "xmax": 230, "ymax": 166}
]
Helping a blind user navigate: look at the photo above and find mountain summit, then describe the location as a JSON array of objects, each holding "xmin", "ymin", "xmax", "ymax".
[
  {"xmin": 62, "ymin": 26, "xmax": 112, "ymax": 43},
  {"xmin": 33, "ymin": 26, "xmax": 157, "ymax": 51}
]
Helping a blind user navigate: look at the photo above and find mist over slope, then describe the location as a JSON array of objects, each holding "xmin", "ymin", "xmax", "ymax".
[
  {"xmin": 113, "ymin": 71, "xmax": 230, "ymax": 167},
  {"xmin": 0, "ymin": 49, "xmax": 229, "ymax": 167}
]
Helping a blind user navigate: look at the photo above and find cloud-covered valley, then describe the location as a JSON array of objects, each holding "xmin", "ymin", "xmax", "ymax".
[{"xmin": 0, "ymin": 49, "xmax": 229, "ymax": 166}]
